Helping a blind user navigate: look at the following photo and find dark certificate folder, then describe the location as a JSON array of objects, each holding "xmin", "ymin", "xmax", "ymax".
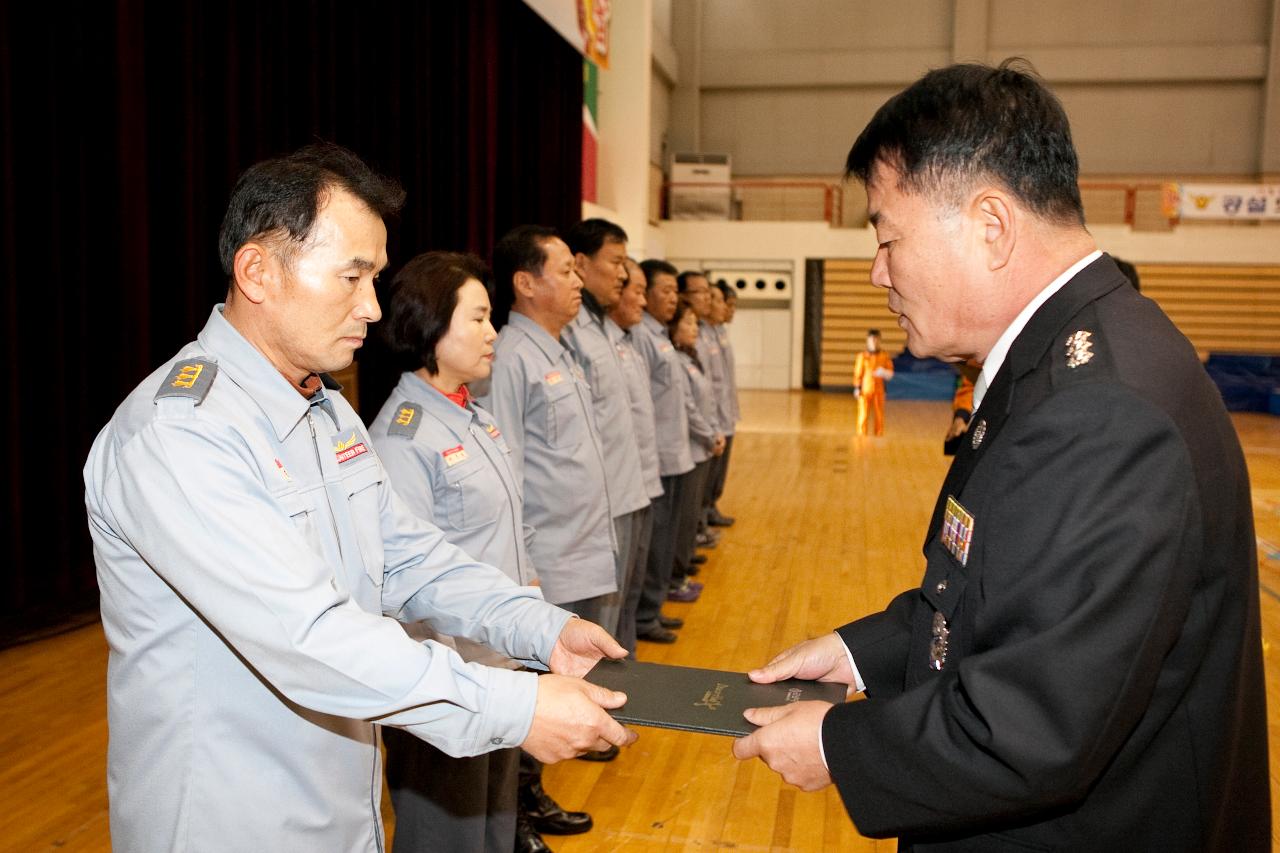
[{"xmin": 584, "ymin": 658, "xmax": 848, "ymax": 737}]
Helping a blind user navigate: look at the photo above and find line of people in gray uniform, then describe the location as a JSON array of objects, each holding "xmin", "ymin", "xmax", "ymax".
[
  {"xmin": 83, "ymin": 145, "xmax": 639, "ymax": 853},
  {"xmin": 83, "ymin": 141, "xmax": 741, "ymax": 853},
  {"xmin": 367, "ymin": 220, "xmax": 742, "ymax": 853}
]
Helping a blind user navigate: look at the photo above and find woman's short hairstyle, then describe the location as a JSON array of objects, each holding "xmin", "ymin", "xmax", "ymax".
[
  {"xmin": 667, "ymin": 295, "xmax": 702, "ymax": 369},
  {"xmin": 381, "ymin": 251, "xmax": 492, "ymax": 374}
]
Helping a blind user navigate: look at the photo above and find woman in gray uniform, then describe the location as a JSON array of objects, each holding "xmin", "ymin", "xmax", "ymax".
[
  {"xmin": 666, "ymin": 296, "xmax": 723, "ymax": 600},
  {"xmin": 369, "ymin": 252, "xmax": 540, "ymax": 853}
]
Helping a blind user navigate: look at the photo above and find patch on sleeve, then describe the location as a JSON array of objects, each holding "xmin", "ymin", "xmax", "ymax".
[
  {"xmin": 387, "ymin": 402, "xmax": 423, "ymax": 438},
  {"xmin": 154, "ymin": 357, "xmax": 218, "ymax": 405}
]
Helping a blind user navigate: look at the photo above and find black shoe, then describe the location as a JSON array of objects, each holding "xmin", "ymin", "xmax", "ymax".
[
  {"xmin": 658, "ymin": 614, "xmax": 684, "ymax": 629},
  {"xmin": 708, "ymin": 508, "xmax": 736, "ymax": 527},
  {"xmin": 637, "ymin": 623, "xmax": 678, "ymax": 643},
  {"xmin": 576, "ymin": 743, "xmax": 619, "ymax": 762},
  {"xmin": 515, "ymin": 810, "xmax": 554, "ymax": 852},
  {"xmin": 690, "ymin": 554, "xmax": 707, "ymax": 565},
  {"xmin": 520, "ymin": 780, "xmax": 593, "ymax": 835},
  {"xmin": 686, "ymin": 563, "xmax": 700, "ymax": 576}
]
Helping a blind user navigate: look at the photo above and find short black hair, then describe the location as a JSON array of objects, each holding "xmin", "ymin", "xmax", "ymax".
[
  {"xmin": 867, "ymin": 329, "xmax": 881, "ymax": 337},
  {"xmin": 381, "ymin": 252, "xmax": 492, "ymax": 374},
  {"xmin": 565, "ymin": 218, "xmax": 628, "ymax": 258},
  {"xmin": 491, "ymin": 224, "xmax": 560, "ymax": 329},
  {"xmin": 715, "ymin": 281, "xmax": 735, "ymax": 299},
  {"xmin": 218, "ymin": 142, "xmax": 405, "ymax": 276},
  {"xmin": 677, "ymin": 270, "xmax": 709, "ymax": 293},
  {"xmin": 846, "ymin": 59, "xmax": 1084, "ymax": 226},
  {"xmin": 667, "ymin": 296, "xmax": 702, "ymax": 368},
  {"xmin": 640, "ymin": 259, "xmax": 678, "ymax": 290}
]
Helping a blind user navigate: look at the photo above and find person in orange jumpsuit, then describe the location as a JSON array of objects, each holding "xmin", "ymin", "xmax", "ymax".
[
  {"xmin": 943, "ymin": 359, "xmax": 983, "ymax": 455},
  {"xmin": 853, "ymin": 329, "xmax": 894, "ymax": 435}
]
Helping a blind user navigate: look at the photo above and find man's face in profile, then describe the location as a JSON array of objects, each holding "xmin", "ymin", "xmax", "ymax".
[
  {"xmin": 683, "ymin": 274, "xmax": 712, "ymax": 320},
  {"xmin": 647, "ymin": 273, "xmax": 679, "ymax": 323},
  {"xmin": 865, "ymin": 160, "xmax": 976, "ymax": 362},
  {"xmin": 260, "ymin": 188, "xmax": 388, "ymax": 377},
  {"xmin": 576, "ymin": 238, "xmax": 627, "ymax": 309},
  {"xmin": 531, "ymin": 236, "xmax": 584, "ymax": 326}
]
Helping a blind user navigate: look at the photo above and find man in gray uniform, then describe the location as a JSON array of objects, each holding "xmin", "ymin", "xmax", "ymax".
[
  {"xmin": 705, "ymin": 283, "xmax": 740, "ymax": 527},
  {"xmin": 680, "ymin": 270, "xmax": 727, "ymax": 550},
  {"xmin": 476, "ymin": 223, "xmax": 625, "ymax": 839},
  {"xmin": 475, "ymin": 225, "xmax": 616, "ymax": 620},
  {"xmin": 563, "ymin": 218, "xmax": 650, "ymax": 639},
  {"xmin": 607, "ymin": 257, "xmax": 666, "ymax": 653},
  {"xmin": 82, "ymin": 145, "xmax": 634, "ymax": 853},
  {"xmin": 632, "ymin": 259, "xmax": 697, "ymax": 641}
]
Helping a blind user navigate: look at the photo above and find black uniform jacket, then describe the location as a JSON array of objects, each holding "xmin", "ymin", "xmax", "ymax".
[{"xmin": 822, "ymin": 255, "xmax": 1270, "ymax": 851}]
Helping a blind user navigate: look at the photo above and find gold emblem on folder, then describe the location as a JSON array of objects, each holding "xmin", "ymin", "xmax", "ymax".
[{"xmin": 694, "ymin": 683, "xmax": 728, "ymax": 711}]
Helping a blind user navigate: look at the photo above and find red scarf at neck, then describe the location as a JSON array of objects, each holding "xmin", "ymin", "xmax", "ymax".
[{"xmin": 442, "ymin": 384, "xmax": 471, "ymax": 409}]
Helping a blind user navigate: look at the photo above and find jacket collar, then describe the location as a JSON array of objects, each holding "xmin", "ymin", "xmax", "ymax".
[
  {"xmin": 393, "ymin": 371, "xmax": 477, "ymax": 442},
  {"xmin": 924, "ymin": 254, "xmax": 1129, "ymax": 546},
  {"xmin": 506, "ymin": 311, "xmax": 573, "ymax": 364},
  {"xmin": 1004, "ymin": 254, "xmax": 1129, "ymax": 382},
  {"xmin": 196, "ymin": 305, "xmax": 340, "ymax": 441},
  {"xmin": 580, "ymin": 288, "xmax": 606, "ymax": 322}
]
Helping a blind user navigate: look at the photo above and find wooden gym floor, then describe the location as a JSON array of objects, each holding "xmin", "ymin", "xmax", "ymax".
[{"xmin": 2, "ymin": 390, "xmax": 1278, "ymax": 851}]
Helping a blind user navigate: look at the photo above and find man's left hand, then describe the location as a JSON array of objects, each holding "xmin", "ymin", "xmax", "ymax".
[
  {"xmin": 732, "ymin": 701, "xmax": 834, "ymax": 792},
  {"xmin": 548, "ymin": 618, "xmax": 627, "ymax": 677}
]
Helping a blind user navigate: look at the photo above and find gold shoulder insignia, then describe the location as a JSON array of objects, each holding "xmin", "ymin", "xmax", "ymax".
[
  {"xmin": 387, "ymin": 402, "xmax": 423, "ymax": 438},
  {"xmin": 154, "ymin": 357, "xmax": 218, "ymax": 405}
]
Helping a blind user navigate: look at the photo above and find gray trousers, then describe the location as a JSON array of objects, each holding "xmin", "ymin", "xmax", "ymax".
[
  {"xmin": 559, "ymin": 591, "xmax": 613, "ymax": 626},
  {"xmin": 674, "ymin": 460, "xmax": 713, "ymax": 583},
  {"xmin": 384, "ymin": 727, "xmax": 518, "ymax": 853},
  {"xmin": 635, "ymin": 473, "xmax": 684, "ymax": 631},
  {"xmin": 598, "ymin": 507, "xmax": 648, "ymax": 638},
  {"xmin": 706, "ymin": 433, "xmax": 734, "ymax": 509},
  {"xmin": 616, "ymin": 505, "xmax": 654, "ymax": 654}
]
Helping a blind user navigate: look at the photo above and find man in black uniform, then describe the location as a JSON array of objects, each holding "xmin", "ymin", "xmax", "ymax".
[{"xmin": 734, "ymin": 61, "xmax": 1269, "ymax": 851}]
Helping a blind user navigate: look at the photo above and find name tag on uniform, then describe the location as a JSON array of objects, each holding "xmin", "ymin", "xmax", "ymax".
[
  {"xmin": 544, "ymin": 370, "xmax": 563, "ymax": 385},
  {"xmin": 332, "ymin": 429, "xmax": 370, "ymax": 465},
  {"xmin": 442, "ymin": 444, "xmax": 469, "ymax": 466},
  {"xmin": 483, "ymin": 422, "xmax": 502, "ymax": 440},
  {"xmin": 940, "ymin": 496, "xmax": 974, "ymax": 566}
]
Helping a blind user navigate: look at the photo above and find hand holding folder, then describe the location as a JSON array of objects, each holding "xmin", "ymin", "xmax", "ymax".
[{"xmin": 584, "ymin": 658, "xmax": 847, "ymax": 737}]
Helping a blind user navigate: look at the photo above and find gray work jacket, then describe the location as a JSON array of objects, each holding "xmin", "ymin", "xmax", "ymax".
[
  {"xmin": 606, "ymin": 317, "xmax": 663, "ymax": 500},
  {"xmin": 475, "ymin": 311, "xmax": 616, "ymax": 605},
  {"xmin": 370, "ymin": 371, "xmax": 538, "ymax": 666},
  {"xmin": 696, "ymin": 321, "xmax": 727, "ymax": 434},
  {"xmin": 562, "ymin": 296, "xmax": 649, "ymax": 516},
  {"xmin": 83, "ymin": 306, "xmax": 568, "ymax": 853},
  {"xmin": 711, "ymin": 322, "xmax": 740, "ymax": 433},
  {"xmin": 636, "ymin": 312, "xmax": 695, "ymax": 478},
  {"xmin": 679, "ymin": 349, "xmax": 719, "ymax": 464}
]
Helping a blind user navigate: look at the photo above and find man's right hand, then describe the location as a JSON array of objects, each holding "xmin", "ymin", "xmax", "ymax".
[
  {"xmin": 521, "ymin": 674, "xmax": 638, "ymax": 763},
  {"xmin": 747, "ymin": 632, "xmax": 855, "ymax": 687}
]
